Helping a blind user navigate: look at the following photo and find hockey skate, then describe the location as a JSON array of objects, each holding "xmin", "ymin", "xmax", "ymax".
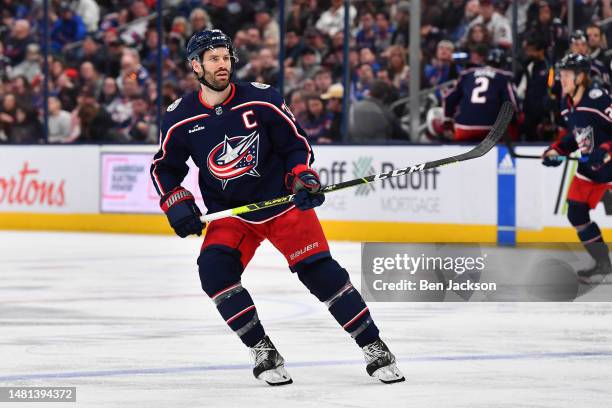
[
  {"xmin": 577, "ymin": 260, "xmax": 612, "ymax": 284},
  {"xmin": 362, "ymin": 339, "xmax": 405, "ymax": 384},
  {"xmin": 251, "ymin": 335, "xmax": 293, "ymax": 386}
]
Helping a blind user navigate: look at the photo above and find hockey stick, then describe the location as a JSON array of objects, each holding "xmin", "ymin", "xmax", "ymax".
[
  {"xmin": 504, "ymin": 132, "xmax": 586, "ymax": 162},
  {"xmin": 200, "ymin": 102, "xmax": 514, "ymax": 223}
]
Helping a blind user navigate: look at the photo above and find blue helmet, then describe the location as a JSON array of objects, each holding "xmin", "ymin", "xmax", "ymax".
[
  {"xmin": 557, "ymin": 53, "xmax": 591, "ymax": 75},
  {"xmin": 186, "ymin": 29, "xmax": 238, "ymax": 64},
  {"xmin": 487, "ymin": 48, "xmax": 507, "ymax": 69}
]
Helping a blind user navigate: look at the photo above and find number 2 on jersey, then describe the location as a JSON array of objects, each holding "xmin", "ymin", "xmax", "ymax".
[{"xmin": 471, "ymin": 77, "xmax": 489, "ymax": 104}]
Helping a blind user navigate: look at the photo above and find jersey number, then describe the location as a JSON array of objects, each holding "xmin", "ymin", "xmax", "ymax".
[
  {"xmin": 471, "ymin": 77, "xmax": 490, "ymax": 104},
  {"xmin": 605, "ymin": 106, "xmax": 612, "ymax": 120}
]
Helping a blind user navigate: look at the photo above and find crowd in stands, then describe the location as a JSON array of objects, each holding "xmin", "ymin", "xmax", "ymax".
[{"xmin": 1, "ymin": 0, "xmax": 611, "ymax": 144}]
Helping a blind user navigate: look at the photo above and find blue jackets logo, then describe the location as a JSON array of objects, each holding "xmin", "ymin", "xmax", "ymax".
[{"xmin": 207, "ymin": 131, "xmax": 261, "ymax": 189}]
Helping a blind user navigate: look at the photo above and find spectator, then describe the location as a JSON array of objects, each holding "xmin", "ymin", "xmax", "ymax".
[
  {"xmin": 462, "ymin": 23, "xmax": 492, "ymax": 53},
  {"xmin": 349, "ymin": 80, "xmax": 408, "ymax": 142},
  {"xmin": 47, "ymin": 96, "xmax": 72, "ymax": 143},
  {"xmin": 373, "ymin": 11, "xmax": 394, "ymax": 54},
  {"xmin": 0, "ymin": 93, "xmax": 17, "ymax": 142},
  {"xmin": 301, "ymin": 94, "xmax": 329, "ymax": 142},
  {"xmin": 286, "ymin": 0, "xmax": 312, "ymax": 35},
  {"xmin": 443, "ymin": 0, "xmax": 471, "ymax": 43},
  {"xmin": 72, "ymin": 0, "xmax": 100, "ymax": 33},
  {"xmin": 50, "ymin": 3, "xmax": 87, "ymax": 53},
  {"xmin": 468, "ymin": 0, "xmax": 512, "ymax": 49},
  {"xmin": 313, "ymin": 68, "xmax": 332, "ymax": 94},
  {"xmin": 7, "ymin": 106, "xmax": 43, "ymax": 144},
  {"xmin": 189, "ymin": 8, "xmax": 212, "ymax": 34},
  {"xmin": 102, "ymin": 76, "xmax": 132, "ymax": 136},
  {"xmin": 320, "ymin": 83, "xmax": 343, "ymax": 142},
  {"xmin": 385, "ymin": 45, "xmax": 410, "ymax": 97},
  {"xmin": 117, "ymin": 49, "xmax": 150, "ymax": 90},
  {"xmin": 127, "ymin": 95, "xmax": 156, "ymax": 143},
  {"xmin": 120, "ymin": 1, "xmax": 149, "ymax": 46},
  {"xmin": 284, "ymin": 30, "xmax": 304, "ymax": 67},
  {"xmin": 315, "ymin": 0, "xmax": 357, "ymax": 37},
  {"xmin": 289, "ymin": 89, "xmax": 308, "ymax": 123},
  {"xmin": 0, "ymin": 41, "xmax": 11, "ymax": 81},
  {"xmin": 140, "ymin": 27, "xmax": 170, "ymax": 72},
  {"xmin": 391, "ymin": 1, "xmax": 410, "ymax": 48},
  {"xmin": 9, "ymin": 43, "xmax": 41, "ymax": 83},
  {"xmin": 352, "ymin": 63, "xmax": 375, "ymax": 101},
  {"xmin": 516, "ymin": 36, "xmax": 551, "ymax": 141},
  {"xmin": 255, "ymin": 9, "xmax": 280, "ymax": 51},
  {"xmin": 98, "ymin": 29, "xmax": 124, "ymax": 77},
  {"xmin": 75, "ymin": 91, "xmax": 119, "ymax": 143},
  {"xmin": 258, "ymin": 47, "xmax": 280, "ymax": 87},
  {"xmin": 587, "ymin": 23, "xmax": 611, "ymax": 65},
  {"xmin": 79, "ymin": 61, "xmax": 104, "ymax": 98},
  {"xmin": 359, "ymin": 47, "xmax": 381, "ymax": 73},
  {"xmin": 356, "ymin": 12, "xmax": 377, "ymax": 51},
  {"xmin": 524, "ymin": 1, "xmax": 567, "ymax": 63},
  {"xmin": 3, "ymin": 19, "xmax": 33, "ymax": 65},
  {"xmin": 424, "ymin": 40, "xmax": 461, "ymax": 88},
  {"xmin": 298, "ymin": 47, "xmax": 320, "ymax": 81},
  {"xmin": 69, "ymin": 35, "xmax": 105, "ymax": 68}
]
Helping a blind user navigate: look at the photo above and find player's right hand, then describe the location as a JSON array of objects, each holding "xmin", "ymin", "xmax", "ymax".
[
  {"xmin": 542, "ymin": 146, "xmax": 563, "ymax": 167},
  {"xmin": 285, "ymin": 164, "xmax": 325, "ymax": 211},
  {"xmin": 160, "ymin": 187, "xmax": 205, "ymax": 238}
]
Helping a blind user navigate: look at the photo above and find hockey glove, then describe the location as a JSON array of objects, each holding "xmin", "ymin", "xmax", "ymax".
[
  {"xmin": 588, "ymin": 143, "xmax": 611, "ymax": 171},
  {"xmin": 160, "ymin": 187, "xmax": 205, "ymax": 238},
  {"xmin": 542, "ymin": 143, "xmax": 564, "ymax": 167},
  {"xmin": 285, "ymin": 164, "xmax": 325, "ymax": 211}
]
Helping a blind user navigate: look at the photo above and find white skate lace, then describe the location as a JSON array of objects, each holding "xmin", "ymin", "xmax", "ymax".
[
  {"xmin": 363, "ymin": 341, "xmax": 387, "ymax": 362},
  {"xmin": 251, "ymin": 340, "xmax": 274, "ymax": 366}
]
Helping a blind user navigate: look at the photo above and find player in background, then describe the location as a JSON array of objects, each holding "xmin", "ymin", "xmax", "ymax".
[
  {"xmin": 150, "ymin": 29, "xmax": 404, "ymax": 386},
  {"xmin": 443, "ymin": 46, "xmax": 518, "ymax": 141},
  {"xmin": 569, "ymin": 30, "xmax": 610, "ymax": 90},
  {"xmin": 542, "ymin": 53, "xmax": 612, "ymax": 282}
]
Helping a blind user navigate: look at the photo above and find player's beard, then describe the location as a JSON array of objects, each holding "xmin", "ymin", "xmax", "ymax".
[{"xmin": 203, "ymin": 68, "xmax": 231, "ymax": 91}]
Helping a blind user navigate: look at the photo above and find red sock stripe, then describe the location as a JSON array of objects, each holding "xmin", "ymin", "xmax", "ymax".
[
  {"xmin": 342, "ymin": 307, "xmax": 369, "ymax": 329},
  {"xmin": 226, "ymin": 305, "xmax": 255, "ymax": 324},
  {"xmin": 211, "ymin": 283, "xmax": 241, "ymax": 300}
]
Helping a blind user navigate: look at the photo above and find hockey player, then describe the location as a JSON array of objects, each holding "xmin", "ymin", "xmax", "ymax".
[
  {"xmin": 443, "ymin": 47, "xmax": 518, "ymax": 141},
  {"xmin": 542, "ymin": 53, "xmax": 612, "ymax": 282},
  {"xmin": 150, "ymin": 29, "xmax": 404, "ymax": 385}
]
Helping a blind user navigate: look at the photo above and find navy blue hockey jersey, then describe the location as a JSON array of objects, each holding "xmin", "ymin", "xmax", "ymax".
[
  {"xmin": 444, "ymin": 66, "xmax": 518, "ymax": 129},
  {"xmin": 558, "ymin": 86, "xmax": 612, "ymax": 182},
  {"xmin": 150, "ymin": 82, "xmax": 313, "ymax": 222}
]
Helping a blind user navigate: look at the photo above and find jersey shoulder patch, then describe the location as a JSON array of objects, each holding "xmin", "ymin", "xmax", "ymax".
[
  {"xmin": 251, "ymin": 82, "xmax": 271, "ymax": 90},
  {"xmin": 167, "ymin": 97, "xmax": 182, "ymax": 112},
  {"xmin": 589, "ymin": 89, "xmax": 603, "ymax": 99}
]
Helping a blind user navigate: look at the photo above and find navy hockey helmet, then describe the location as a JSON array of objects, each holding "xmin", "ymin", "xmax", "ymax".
[
  {"xmin": 486, "ymin": 48, "xmax": 507, "ymax": 69},
  {"xmin": 186, "ymin": 29, "xmax": 238, "ymax": 64},
  {"xmin": 557, "ymin": 53, "xmax": 591, "ymax": 74},
  {"xmin": 569, "ymin": 29, "xmax": 587, "ymax": 44}
]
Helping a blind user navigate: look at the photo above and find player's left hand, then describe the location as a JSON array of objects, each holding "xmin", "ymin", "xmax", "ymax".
[
  {"xmin": 285, "ymin": 164, "xmax": 325, "ymax": 211},
  {"xmin": 588, "ymin": 145, "xmax": 611, "ymax": 171}
]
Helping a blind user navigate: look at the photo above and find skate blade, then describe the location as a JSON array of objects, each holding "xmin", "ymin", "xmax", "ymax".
[
  {"xmin": 256, "ymin": 366, "xmax": 293, "ymax": 386},
  {"xmin": 371, "ymin": 363, "xmax": 405, "ymax": 384}
]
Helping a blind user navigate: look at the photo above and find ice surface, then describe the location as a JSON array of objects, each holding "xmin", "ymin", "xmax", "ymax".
[{"xmin": 1, "ymin": 231, "xmax": 611, "ymax": 408}]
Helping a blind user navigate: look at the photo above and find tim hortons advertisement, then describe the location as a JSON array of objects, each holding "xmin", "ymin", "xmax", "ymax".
[
  {"xmin": 311, "ymin": 145, "xmax": 497, "ymax": 224},
  {"xmin": 514, "ymin": 146, "xmax": 612, "ymax": 229},
  {"xmin": 0, "ymin": 146, "xmax": 99, "ymax": 213}
]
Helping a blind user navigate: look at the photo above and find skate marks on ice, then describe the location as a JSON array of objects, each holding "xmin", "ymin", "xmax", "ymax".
[{"xmin": 1, "ymin": 232, "xmax": 612, "ymax": 407}]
